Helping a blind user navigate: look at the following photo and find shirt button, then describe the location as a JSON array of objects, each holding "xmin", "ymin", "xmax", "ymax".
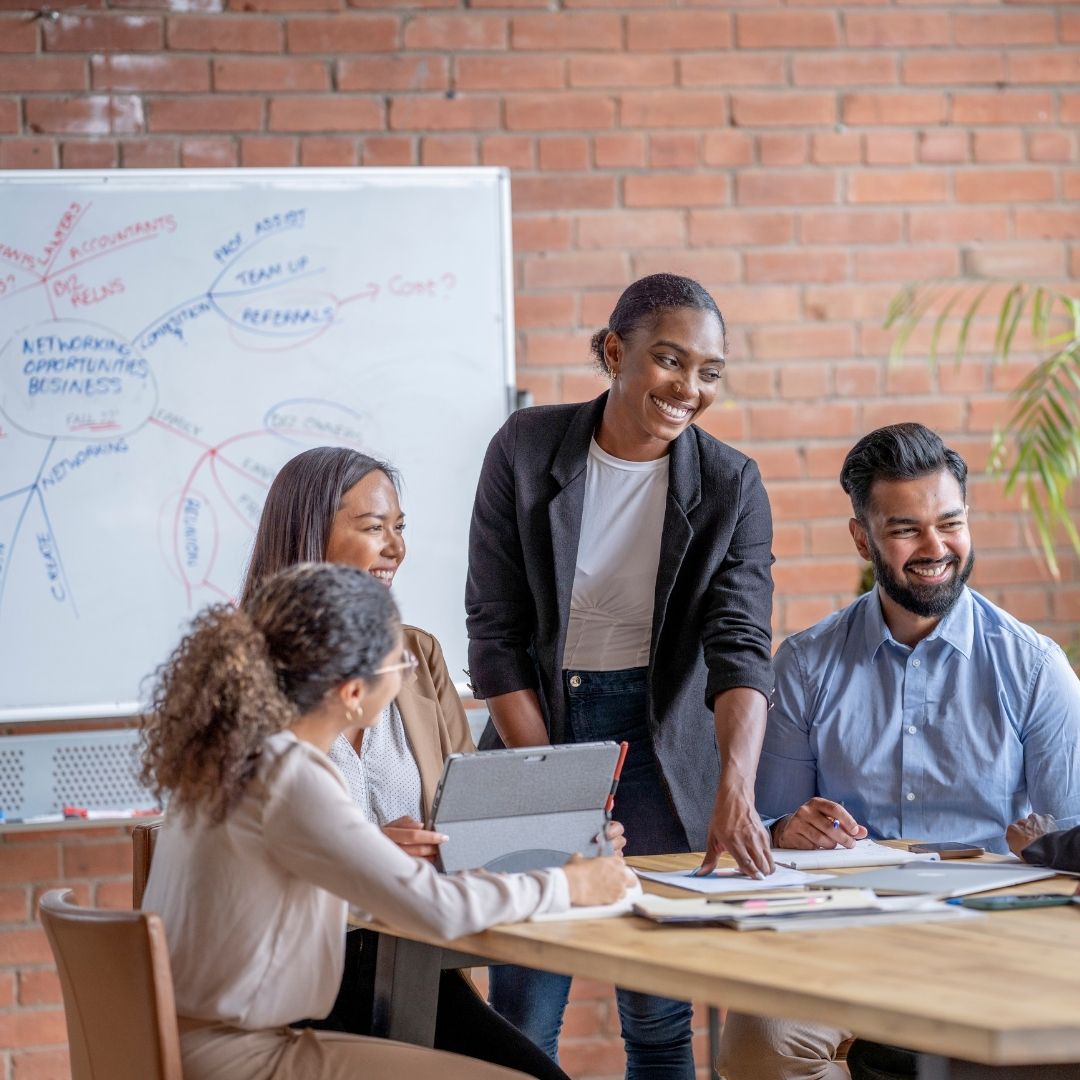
[
  {"xmin": 907, "ymin": 726, "xmax": 917, "ymax": 735},
  {"xmin": 906, "ymin": 792, "xmax": 916, "ymax": 801},
  {"xmin": 912, "ymin": 659, "xmax": 921, "ymax": 668},
  {"xmin": 569, "ymin": 675, "xmax": 582, "ymax": 688}
]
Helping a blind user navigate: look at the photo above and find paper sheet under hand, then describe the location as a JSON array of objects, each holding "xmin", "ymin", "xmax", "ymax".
[{"xmin": 634, "ymin": 866, "xmax": 828, "ymax": 895}]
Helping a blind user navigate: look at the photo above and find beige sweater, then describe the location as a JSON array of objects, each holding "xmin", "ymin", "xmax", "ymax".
[{"xmin": 142, "ymin": 730, "xmax": 569, "ymax": 1029}]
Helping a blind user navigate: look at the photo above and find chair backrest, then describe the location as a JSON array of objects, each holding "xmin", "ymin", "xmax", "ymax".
[
  {"xmin": 132, "ymin": 820, "xmax": 162, "ymax": 909},
  {"xmin": 39, "ymin": 889, "xmax": 183, "ymax": 1080}
]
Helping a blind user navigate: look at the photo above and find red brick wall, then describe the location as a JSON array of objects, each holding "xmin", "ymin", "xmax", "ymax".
[{"xmin": 2, "ymin": 2, "xmax": 1078, "ymax": 1077}]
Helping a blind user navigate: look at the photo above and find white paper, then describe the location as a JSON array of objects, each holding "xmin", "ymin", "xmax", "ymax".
[
  {"xmin": 772, "ymin": 838, "xmax": 937, "ymax": 871},
  {"xmin": 530, "ymin": 880, "xmax": 643, "ymax": 922},
  {"xmin": 740, "ymin": 899, "xmax": 980, "ymax": 932},
  {"xmin": 634, "ymin": 866, "xmax": 828, "ymax": 895}
]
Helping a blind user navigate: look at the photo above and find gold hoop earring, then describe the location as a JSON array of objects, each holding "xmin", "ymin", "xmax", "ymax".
[{"xmin": 347, "ymin": 703, "xmax": 364, "ymax": 725}]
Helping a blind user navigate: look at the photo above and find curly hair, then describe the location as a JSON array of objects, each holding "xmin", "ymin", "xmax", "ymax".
[{"xmin": 141, "ymin": 563, "xmax": 400, "ymax": 823}]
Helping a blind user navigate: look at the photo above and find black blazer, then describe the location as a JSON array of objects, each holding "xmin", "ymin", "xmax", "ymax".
[{"xmin": 466, "ymin": 393, "xmax": 775, "ymax": 850}]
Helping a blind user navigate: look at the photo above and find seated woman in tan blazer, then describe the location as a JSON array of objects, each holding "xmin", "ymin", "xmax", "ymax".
[
  {"xmin": 240, "ymin": 446, "xmax": 604, "ymax": 1079},
  {"xmin": 141, "ymin": 563, "xmax": 628, "ymax": 1080}
]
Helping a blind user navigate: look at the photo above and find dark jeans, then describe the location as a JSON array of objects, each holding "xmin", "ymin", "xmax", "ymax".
[
  {"xmin": 489, "ymin": 667, "xmax": 695, "ymax": 1080},
  {"xmin": 846, "ymin": 1040, "xmax": 918, "ymax": 1080},
  {"xmin": 304, "ymin": 928, "xmax": 569, "ymax": 1080}
]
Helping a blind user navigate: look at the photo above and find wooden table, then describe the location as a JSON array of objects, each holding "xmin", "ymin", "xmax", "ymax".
[{"xmin": 364, "ymin": 853, "xmax": 1080, "ymax": 1079}]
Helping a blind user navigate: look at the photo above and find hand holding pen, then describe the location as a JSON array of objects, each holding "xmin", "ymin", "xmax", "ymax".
[{"xmin": 772, "ymin": 797, "xmax": 867, "ymax": 850}]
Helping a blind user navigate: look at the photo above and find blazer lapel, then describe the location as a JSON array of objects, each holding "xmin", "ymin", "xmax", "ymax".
[
  {"xmin": 651, "ymin": 428, "xmax": 701, "ymax": 661},
  {"xmin": 395, "ymin": 678, "xmax": 443, "ymax": 818}
]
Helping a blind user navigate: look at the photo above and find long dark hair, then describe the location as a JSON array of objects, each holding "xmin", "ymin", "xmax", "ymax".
[
  {"xmin": 141, "ymin": 563, "xmax": 400, "ymax": 823},
  {"xmin": 241, "ymin": 446, "xmax": 399, "ymax": 607},
  {"xmin": 590, "ymin": 273, "xmax": 726, "ymax": 376}
]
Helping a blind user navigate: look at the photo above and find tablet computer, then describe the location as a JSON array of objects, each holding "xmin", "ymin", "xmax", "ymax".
[{"xmin": 427, "ymin": 742, "xmax": 622, "ymax": 874}]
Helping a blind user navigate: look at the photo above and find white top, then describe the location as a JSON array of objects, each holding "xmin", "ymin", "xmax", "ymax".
[
  {"xmin": 142, "ymin": 731, "xmax": 569, "ymax": 1029},
  {"xmin": 327, "ymin": 701, "xmax": 423, "ymax": 825},
  {"xmin": 563, "ymin": 438, "xmax": 669, "ymax": 671}
]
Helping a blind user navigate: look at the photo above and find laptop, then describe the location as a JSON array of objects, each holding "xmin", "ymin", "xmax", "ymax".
[
  {"xmin": 428, "ymin": 742, "xmax": 622, "ymax": 874},
  {"xmin": 807, "ymin": 860, "xmax": 1058, "ymax": 898}
]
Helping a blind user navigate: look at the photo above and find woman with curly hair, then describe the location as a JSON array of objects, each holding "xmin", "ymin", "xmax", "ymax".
[{"xmin": 140, "ymin": 562, "xmax": 628, "ymax": 1080}]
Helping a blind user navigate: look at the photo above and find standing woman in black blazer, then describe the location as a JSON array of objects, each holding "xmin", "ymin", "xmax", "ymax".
[{"xmin": 466, "ymin": 273, "xmax": 776, "ymax": 1078}]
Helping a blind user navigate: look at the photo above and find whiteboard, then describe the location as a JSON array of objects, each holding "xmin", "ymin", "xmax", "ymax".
[{"xmin": 0, "ymin": 168, "xmax": 514, "ymax": 721}]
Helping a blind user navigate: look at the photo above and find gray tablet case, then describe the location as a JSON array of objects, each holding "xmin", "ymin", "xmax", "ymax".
[{"xmin": 428, "ymin": 742, "xmax": 621, "ymax": 874}]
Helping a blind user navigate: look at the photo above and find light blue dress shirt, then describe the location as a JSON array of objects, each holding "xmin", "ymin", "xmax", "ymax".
[{"xmin": 757, "ymin": 587, "xmax": 1080, "ymax": 853}]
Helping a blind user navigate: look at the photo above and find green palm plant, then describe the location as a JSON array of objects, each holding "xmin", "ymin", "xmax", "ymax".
[{"xmin": 885, "ymin": 282, "xmax": 1080, "ymax": 579}]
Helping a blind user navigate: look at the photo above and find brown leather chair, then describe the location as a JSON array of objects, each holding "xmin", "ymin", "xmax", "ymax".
[
  {"xmin": 40, "ymin": 888, "xmax": 183, "ymax": 1080},
  {"xmin": 132, "ymin": 820, "xmax": 161, "ymax": 908}
]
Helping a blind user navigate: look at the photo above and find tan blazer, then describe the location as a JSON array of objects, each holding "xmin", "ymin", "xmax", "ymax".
[{"xmin": 398, "ymin": 625, "xmax": 475, "ymax": 818}]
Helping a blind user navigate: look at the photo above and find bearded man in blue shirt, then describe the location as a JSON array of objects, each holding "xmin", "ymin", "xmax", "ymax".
[{"xmin": 720, "ymin": 422, "xmax": 1080, "ymax": 1080}]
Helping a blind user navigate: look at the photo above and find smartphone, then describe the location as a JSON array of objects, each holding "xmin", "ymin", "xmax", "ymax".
[
  {"xmin": 956, "ymin": 893, "xmax": 1078, "ymax": 911},
  {"xmin": 907, "ymin": 842, "xmax": 985, "ymax": 859}
]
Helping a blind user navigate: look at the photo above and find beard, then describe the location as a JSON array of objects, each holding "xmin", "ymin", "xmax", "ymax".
[{"xmin": 868, "ymin": 538, "xmax": 975, "ymax": 619}]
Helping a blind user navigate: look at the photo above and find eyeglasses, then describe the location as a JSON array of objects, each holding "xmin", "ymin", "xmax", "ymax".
[{"xmin": 374, "ymin": 649, "xmax": 419, "ymax": 677}]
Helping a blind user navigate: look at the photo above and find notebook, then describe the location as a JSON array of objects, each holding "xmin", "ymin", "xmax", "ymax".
[{"xmin": 772, "ymin": 838, "xmax": 937, "ymax": 871}]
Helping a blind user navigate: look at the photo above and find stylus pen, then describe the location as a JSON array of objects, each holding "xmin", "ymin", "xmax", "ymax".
[{"xmin": 605, "ymin": 741, "xmax": 630, "ymax": 821}]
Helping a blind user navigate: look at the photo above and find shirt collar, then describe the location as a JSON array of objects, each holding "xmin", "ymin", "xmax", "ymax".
[{"xmin": 863, "ymin": 585, "xmax": 974, "ymax": 660}]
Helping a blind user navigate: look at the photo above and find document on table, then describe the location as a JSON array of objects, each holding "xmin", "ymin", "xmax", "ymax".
[
  {"xmin": 634, "ymin": 866, "xmax": 828, "ymax": 895},
  {"xmin": 772, "ymin": 838, "xmax": 937, "ymax": 871},
  {"xmin": 530, "ymin": 880, "xmax": 644, "ymax": 922}
]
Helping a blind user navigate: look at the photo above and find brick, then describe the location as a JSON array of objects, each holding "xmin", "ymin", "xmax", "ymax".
[
  {"xmin": 300, "ymin": 135, "xmax": 357, "ymax": 165},
  {"xmin": 702, "ymin": 131, "xmax": 753, "ymax": 165},
  {"xmin": 843, "ymin": 92, "xmax": 945, "ymax": 125},
  {"xmin": 404, "ymin": 14, "xmax": 505, "ymax": 50},
  {"xmin": 726, "ymin": 365, "xmax": 776, "ymax": 399},
  {"xmin": 511, "ymin": 14, "xmax": 620, "ymax": 51},
  {"xmin": 863, "ymin": 132, "xmax": 915, "ymax": 165},
  {"xmin": 1003, "ymin": 589, "xmax": 1051, "ymax": 623},
  {"xmin": 0, "ymin": 15, "xmax": 38, "ymax": 51},
  {"xmin": 0, "ymin": 1007, "xmax": 67, "ymax": 1050},
  {"xmin": 626, "ymin": 12, "xmax": 730, "ymax": 50},
  {"xmin": 918, "ymin": 129, "xmax": 968, "ymax": 164},
  {"xmin": 845, "ymin": 12, "xmax": 949, "ymax": 47},
  {"xmin": 856, "ymin": 247, "xmax": 958, "ymax": 281},
  {"xmin": 804, "ymin": 284, "xmax": 894, "ymax": 321},
  {"xmin": 963, "ymin": 244, "xmax": 1066, "ymax": 279},
  {"xmin": 955, "ymin": 12, "xmax": 1055, "ymax": 46},
  {"xmin": 19, "ymin": 969, "xmax": 61, "ymax": 1007},
  {"xmin": 751, "ymin": 324, "xmax": 854, "ymax": 359},
  {"xmin": 736, "ymin": 173, "xmax": 836, "ymax": 206},
  {"xmin": 61, "ymin": 839, "xmax": 131, "ymax": 877},
  {"xmin": 523, "ymin": 252, "xmax": 627, "ymax": 290},
  {"xmin": 507, "ymin": 93, "xmax": 613, "ymax": 130},
  {"xmin": 909, "ymin": 208, "xmax": 1009, "ymax": 242},
  {"xmin": 631, "ymin": 249, "xmax": 740, "ymax": 284},
  {"xmin": 0, "ymin": 57, "xmax": 86, "ymax": 93},
  {"xmin": 723, "ymin": 286, "xmax": 804, "ymax": 325},
  {"xmin": 752, "ymin": 404, "xmax": 856, "ymax": 441},
  {"xmin": 812, "ymin": 132, "xmax": 860, "ymax": 164},
  {"xmin": 578, "ymin": 210, "xmax": 684, "ymax": 249},
  {"xmin": 624, "ymin": 173, "xmax": 729, "ymax": 208},
  {"xmin": 150, "ymin": 95, "xmax": 262, "ymax": 133},
  {"xmin": 44, "ymin": 13, "xmax": 161, "ymax": 51},
  {"xmin": 11, "ymin": 1048, "xmax": 71, "ymax": 1080},
  {"xmin": 538, "ymin": 135, "xmax": 588, "ymax": 171},
  {"xmin": 674, "ymin": 54, "xmax": 782, "ymax": 92},
  {"xmin": 514, "ymin": 216, "xmax": 573, "ymax": 251},
  {"xmin": 1015, "ymin": 208, "xmax": 1080, "ymax": 241},
  {"xmin": 1010, "ymin": 52, "xmax": 1080, "ymax": 85},
  {"xmin": 784, "ymin": 597, "xmax": 844, "ymax": 631},
  {"xmin": 862, "ymin": 399, "xmax": 965, "ymax": 433},
  {"xmin": 390, "ymin": 96, "xmax": 496, "ymax": 131},
  {"xmin": 955, "ymin": 169, "xmax": 1055, "ymax": 203},
  {"xmin": 240, "ymin": 136, "xmax": 297, "ymax": 165},
  {"xmin": 457, "ymin": 56, "xmax": 562, "ymax": 91},
  {"xmin": 562, "ymin": 370, "xmax": 614, "ymax": 405},
  {"xmin": 338, "ymin": 55, "xmax": 446, "ymax": 92},
  {"xmin": 0, "ymin": 885, "xmax": 29, "ymax": 922},
  {"xmin": 731, "ymin": 92, "xmax": 834, "ymax": 127},
  {"xmin": 745, "ymin": 250, "xmax": 848, "ymax": 284},
  {"xmin": 695, "ymin": 402, "xmax": 747, "ymax": 443},
  {"xmin": 421, "ymin": 133, "xmax": 476, "ymax": 165},
  {"xmin": 1027, "ymin": 132, "xmax": 1073, "ymax": 163},
  {"xmin": 26, "ymin": 95, "xmax": 143, "ymax": 135},
  {"xmin": 779, "ymin": 363, "xmax": 830, "ymax": 399},
  {"xmin": 0, "ymin": 925, "xmax": 52, "ymax": 965},
  {"xmin": 0, "ymin": 98, "xmax": 19, "ymax": 134},
  {"xmin": 938, "ymin": 363, "xmax": 988, "ymax": 396},
  {"xmin": 756, "ymin": 132, "xmax": 807, "ymax": 164},
  {"xmin": 885, "ymin": 362, "xmax": 933, "ymax": 396},
  {"xmin": 515, "ymin": 291, "xmax": 575, "ymax": 328},
  {"xmin": 649, "ymin": 133, "xmax": 698, "ymax": 167},
  {"xmin": 168, "ymin": 15, "xmax": 282, "ymax": 51},
  {"xmin": 690, "ymin": 210, "xmax": 794, "ymax": 246},
  {"xmin": 91, "ymin": 55, "xmax": 209, "ymax": 92},
  {"xmin": 755, "ymin": 449, "xmax": 804, "ymax": 483},
  {"xmin": 593, "ymin": 132, "xmax": 645, "ymax": 167},
  {"xmin": 481, "ymin": 133, "xmax": 533, "ymax": 168},
  {"xmin": 956, "ymin": 92, "xmax": 1053, "ymax": 125},
  {"xmin": 793, "ymin": 53, "xmax": 897, "ymax": 87},
  {"xmin": 973, "ymin": 129, "xmax": 1024, "ymax": 164},
  {"xmin": 121, "ymin": 137, "xmax": 178, "ymax": 166},
  {"xmin": 60, "ymin": 139, "xmax": 118, "ymax": 167},
  {"xmin": 514, "ymin": 370, "xmax": 559, "ymax": 407},
  {"xmin": 512, "ymin": 175, "xmax": 615, "ymax": 211},
  {"xmin": 286, "ymin": 15, "xmax": 397, "ymax": 52},
  {"xmin": 802, "ymin": 210, "xmax": 902, "ymax": 245},
  {"xmin": 848, "ymin": 171, "xmax": 946, "ymax": 204},
  {"xmin": 1065, "ymin": 95, "xmax": 1080, "ymax": 124},
  {"xmin": 269, "ymin": 96, "xmax": 381, "ymax": 131},
  {"xmin": 569, "ymin": 55, "xmax": 673, "ymax": 88},
  {"xmin": 903, "ymin": 52, "xmax": 1005, "ymax": 85},
  {"xmin": 361, "ymin": 134, "xmax": 413, "ymax": 165},
  {"xmin": 523, "ymin": 331, "xmax": 599, "ymax": 366},
  {"xmin": 834, "ymin": 361, "xmax": 881, "ymax": 396},
  {"xmin": 621, "ymin": 91, "xmax": 726, "ymax": 128},
  {"xmin": 0, "ymin": 970, "xmax": 13, "ymax": 1008},
  {"xmin": 737, "ymin": 12, "xmax": 838, "ymax": 48}
]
